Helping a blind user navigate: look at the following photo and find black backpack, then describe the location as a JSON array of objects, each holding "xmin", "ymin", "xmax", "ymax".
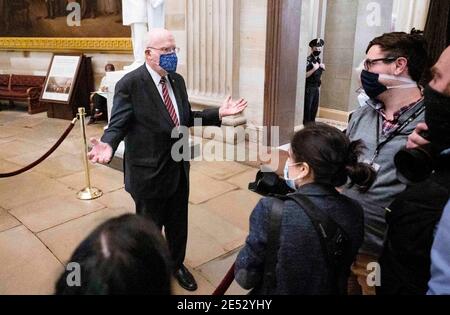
[{"xmin": 261, "ymin": 194, "xmax": 352, "ymax": 295}]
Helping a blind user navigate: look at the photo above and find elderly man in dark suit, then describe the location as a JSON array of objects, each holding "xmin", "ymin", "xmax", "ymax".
[{"xmin": 88, "ymin": 28, "xmax": 247, "ymax": 291}]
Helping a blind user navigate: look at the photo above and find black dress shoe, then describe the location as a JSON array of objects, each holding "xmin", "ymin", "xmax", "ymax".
[{"xmin": 174, "ymin": 265, "xmax": 198, "ymax": 291}]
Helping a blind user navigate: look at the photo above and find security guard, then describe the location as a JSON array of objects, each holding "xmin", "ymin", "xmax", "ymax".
[{"xmin": 304, "ymin": 38, "xmax": 325, "ymax": 124}]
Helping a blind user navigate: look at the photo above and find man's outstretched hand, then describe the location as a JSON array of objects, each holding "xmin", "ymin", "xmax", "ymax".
[
  {"xmin": 219, "ymin": 96, "xmax": 248, "ymax": 118},
  {"xmin": 88, "ymin": 138, "xmax": 113, "ymax": 164}
]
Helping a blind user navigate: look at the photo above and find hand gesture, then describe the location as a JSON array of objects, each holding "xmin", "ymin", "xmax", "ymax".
[
  {"xmin": 313, "ymin": 62, "xmax": 320, "ymax": 71},
  {"xmin": 219, "ymin": 96, "xmax": 248, "ymax": 118},
  {"xmin": 320, "ymin": 63, "xmax": 326, "ymax": 70},
  {"xmin": 88, "ymin": 138, "xmax": 113, "ymax": 164}
]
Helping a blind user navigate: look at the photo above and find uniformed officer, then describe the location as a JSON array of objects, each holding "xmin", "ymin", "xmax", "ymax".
[{"xmin": 304, "ymin": 38, "xmax": 325, "ymax": 125}]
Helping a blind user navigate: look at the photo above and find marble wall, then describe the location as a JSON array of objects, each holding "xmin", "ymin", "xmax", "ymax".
[
  {"xmin": 320, "ymin": 0, "xmax": 358, "ymax": 113},
  {"xmin": 238, "ymin": 0, "xmax": 267, "ymax": 128},
  {"xmin": 320, "ymin": 0, "xmax": 401, "ymax": 114},
  {"xmin": 166, "ymin": 0, "xmax": 267, "ymax": 129}
]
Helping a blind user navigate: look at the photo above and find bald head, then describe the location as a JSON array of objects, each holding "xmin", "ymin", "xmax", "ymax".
[
  {"xmin": 144, "ymin": 28, "xmax": 175, "ymax": 50},
  {"xmin": 144, "ymin": 28, "xmax": 177, "ymax": 76}
]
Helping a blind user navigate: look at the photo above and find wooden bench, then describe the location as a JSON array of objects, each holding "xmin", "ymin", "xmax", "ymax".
[{"xmin": 0, "ymin": 74, "xmax": 47, "ymax": 114}]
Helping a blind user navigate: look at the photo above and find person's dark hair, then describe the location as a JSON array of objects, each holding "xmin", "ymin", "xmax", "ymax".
[
  {"xmin": 105, "ymin": 63, "xmax": 115, "ymax": 72},
  {"xmin": 291, "ymin": 123, "xmax": 376, "ymax": 192},
  {"xmin": 55, "ymin": 214, "xmax": 172, "ymax": 295},
  {"xmin": 366, "ymin": 31, "xmax": 428, "ymax": 83}
]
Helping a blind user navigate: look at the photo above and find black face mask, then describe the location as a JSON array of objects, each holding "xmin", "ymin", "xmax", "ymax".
[
  {"xmin": 360, "ymin": 70, "xmax": 387, "ymax": 99},
  {"xmin": 312, "ymin": 51, "xmax": 321, "ymax": 57},
  {"xmin": 425, "ymin": 85, "xmax": 450, "ymax": 154}
]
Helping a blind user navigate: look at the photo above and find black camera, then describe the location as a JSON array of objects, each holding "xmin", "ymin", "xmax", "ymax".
[
  {"xmin": 248, "ymin": 167, "xmax": 294, "ymax": 196},
  {"xmin": 395, "ymin": 143, "xmax": 437, "ymax": 183},
  {"xmin": 394, "ymin": 131, "xmax": 447, "ymax": 183}
]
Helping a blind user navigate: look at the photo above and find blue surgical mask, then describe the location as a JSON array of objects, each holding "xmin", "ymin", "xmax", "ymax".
[
  {"xmin": 283, "ymin": 161, "xmax": 303, "ymax": 190},
  {"xmin": 159, "ymin": 52, "xmax": 178, "ymax": 73}
]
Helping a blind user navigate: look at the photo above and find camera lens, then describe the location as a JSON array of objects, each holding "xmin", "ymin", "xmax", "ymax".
[{"xmin": 395, "ymin": 145, "xmax": 434, "ymax": 183}]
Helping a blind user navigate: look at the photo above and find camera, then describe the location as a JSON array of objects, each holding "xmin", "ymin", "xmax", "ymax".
[
  {"xmin": 394, "ymin": 131, "xmax": 448, "ymax": 183},
  {"xmin": 395, "ymin": 143, "xmax": 437, "ymax": 183},
  {"xmin": 248, "ymin": 166, "xmax": 294, "ymax": 196}
]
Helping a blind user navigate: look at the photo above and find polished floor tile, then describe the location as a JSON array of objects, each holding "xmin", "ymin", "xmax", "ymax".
[{"xmin": 0, "ymin": 225, "xmax": 64, "ymax": 295}]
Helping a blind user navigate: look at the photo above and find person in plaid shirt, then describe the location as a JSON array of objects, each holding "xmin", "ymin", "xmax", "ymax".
[{"xmin": 343, "ymin": 31, "xmax": 428, "ymax": 295}]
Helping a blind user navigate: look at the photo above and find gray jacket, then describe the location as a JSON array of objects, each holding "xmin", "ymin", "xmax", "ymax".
[{"xmin": 342, "ymin": 99, "xmax": 425, "ymax": 257}]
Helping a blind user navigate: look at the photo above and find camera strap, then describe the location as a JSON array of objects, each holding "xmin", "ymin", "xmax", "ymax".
[
  {"xmin": 261, "ymin": 198, "xmax": 284, "ymax": 293},
  {"xmin": 372, "ymin": 101, "xmax": 425, "ymax": 165}
]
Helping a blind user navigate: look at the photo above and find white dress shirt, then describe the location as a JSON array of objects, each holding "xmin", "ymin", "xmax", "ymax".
[{"xmin": 145, "ymin": 63, "xmax": 181, "ymax": 123}]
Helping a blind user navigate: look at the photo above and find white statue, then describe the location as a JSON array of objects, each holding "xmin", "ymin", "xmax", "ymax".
[{"xmin": 122, "ymin": 0, "xmax": 165, "ymax": 70}]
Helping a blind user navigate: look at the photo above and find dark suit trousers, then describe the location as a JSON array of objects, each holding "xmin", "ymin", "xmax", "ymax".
[
  {"xmin": 304, "ymin": 86, "xmax": 320, "ymax": 124},
  {"xmin": 133, "ymin": 164, "xmax": 189, "ymax": 269}
]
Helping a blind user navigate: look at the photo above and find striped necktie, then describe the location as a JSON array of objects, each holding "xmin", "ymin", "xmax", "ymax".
[{"xmin": 159, "ymin": 77, "xmax": 179, "ymax": 127}]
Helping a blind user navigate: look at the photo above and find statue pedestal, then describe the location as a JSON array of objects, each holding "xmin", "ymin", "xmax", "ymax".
[{"xmin": 104, "ymin": 69, "xmax": 200, "ymax": 171}]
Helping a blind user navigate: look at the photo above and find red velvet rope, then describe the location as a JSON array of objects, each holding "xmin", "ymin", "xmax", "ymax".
[
  {"xmin": 212, "ymin": 262, "xmax": 235, "ymax": 295},
  {"xmin": 0, "ymin": 120, "xmax": 77, "ymax": 178}
]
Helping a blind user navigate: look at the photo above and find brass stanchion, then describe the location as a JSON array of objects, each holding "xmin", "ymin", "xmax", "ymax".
[{"xmin": 76, "ymin": 107, "xmax": 103, "ymax": 200}]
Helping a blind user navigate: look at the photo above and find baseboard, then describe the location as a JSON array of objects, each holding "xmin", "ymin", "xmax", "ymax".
[{"xmin": 318, "ymin": 107, "xmax": 350, "ymax": 123}]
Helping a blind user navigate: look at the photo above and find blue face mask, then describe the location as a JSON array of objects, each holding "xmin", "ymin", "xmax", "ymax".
[
  {"xmin": 159, "ymin": 52, "xmax": 178, "ymax": 73},
  {"xmin": 283, "ymin": 161, "xmax": 302, "ymax": 190}
]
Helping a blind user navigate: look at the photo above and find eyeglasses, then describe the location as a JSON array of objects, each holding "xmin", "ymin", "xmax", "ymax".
[
  {"xmin": 147, "ymin": 47, "xmax": 180, "ymax": 54},
  {"xmin": 364, "ymin": 56, "xmax": 398, "ymax": 70}
]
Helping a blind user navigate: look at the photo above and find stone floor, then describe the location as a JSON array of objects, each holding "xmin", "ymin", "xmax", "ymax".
[
  {"xmin": 0, "ymin": 107, "xmax": 263, "ymax": 295},
  {"xmin": 0, "ymin": 106, "xmax": 348, "ymax": 295}
]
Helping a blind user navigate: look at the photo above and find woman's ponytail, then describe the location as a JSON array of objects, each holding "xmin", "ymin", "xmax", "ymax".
[{"xmin": 346, "ymin": 140, "xmax": 376, "ymax": 192}]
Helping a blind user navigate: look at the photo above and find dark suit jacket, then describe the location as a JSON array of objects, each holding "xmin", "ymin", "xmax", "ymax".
[{"xmin": 101, "ymin": 64, "xmax": 221, "ymax": 199}]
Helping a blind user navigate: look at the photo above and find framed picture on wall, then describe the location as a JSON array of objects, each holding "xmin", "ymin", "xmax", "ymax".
[
  {"xmin": 0, "ymin": 0, "xmax": 131, "ymax": 52},
  {"xmin": 40, "ymin": 54, "xmax": 82, "ymax": 104}
]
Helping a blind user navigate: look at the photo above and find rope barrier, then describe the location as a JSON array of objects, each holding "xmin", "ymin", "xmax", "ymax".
[
  {"xmin": 0, "ymin": 118, "xmax": 78, "ymax": 178},
  {"xmin": 212, "ymin": 262, "xmax": 235, "ymax": 295}
]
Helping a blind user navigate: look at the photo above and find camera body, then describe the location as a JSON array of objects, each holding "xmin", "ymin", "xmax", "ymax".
[
  {"xmin": 395, "ymin": 131, "xmax": 449, "ymax": 183},
  {"xmin": 395, "ymin": 144, "xmax": 436, "ymax": 183},
  {"xmin": 248, "ymin": 170, "xmax": 294, "ymax": 196}
]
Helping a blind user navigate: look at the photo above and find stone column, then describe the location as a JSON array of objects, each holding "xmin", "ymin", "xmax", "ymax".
[
  {"xmin": 186, "ymin": 0, "xmax": 240, "ymax": 107},
  {"xmin": 186, "ymin": 0, "xmax": 245, "ymax": 144},
  {"xmin": 263, "ymin": 0, "xmax": 302, "ymax": 145}
]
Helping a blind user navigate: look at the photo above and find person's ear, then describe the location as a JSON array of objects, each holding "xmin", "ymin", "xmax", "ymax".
[
  {"xmin": 394, "ymin": 57, "xmax": 408, "ymax": 76},
  {"xmin": 298, "ymin": 162, "xmax": 311, "ymax": 179}
]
